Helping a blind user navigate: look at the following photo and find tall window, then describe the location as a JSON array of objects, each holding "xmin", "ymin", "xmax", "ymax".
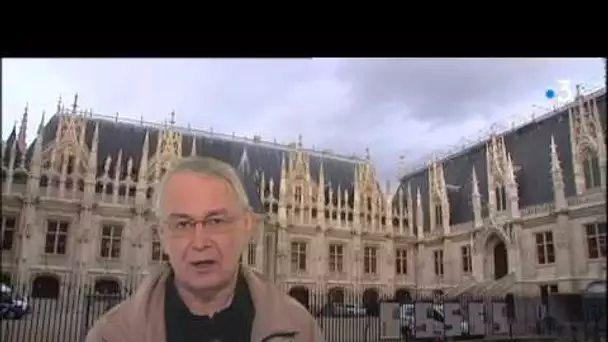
[
  {"xmin": 294, "ymin": 186, "xmax": 303, "ymax": 203},
  {"xmin": 328, "ymin": 243, "xmax": 344, "ymax": 273},
  {"xmin": 151, "ymin": 227, "xmax": 168, "ymax": 262},
  {"xmin": 582, "ymin": 152, "xmax": 601, "ymax": 190},
  {"xmin": 540, "ymin": 284, "xmax": 559, "ymax": 298},
  {"xmin": 1, "ymin": 215, "xmax": 16, "ymax": 251},
  {"xmin": 45, "ymin": 220, "xmax": 69, "ymax": 255},
  {"xmin": 433, "ymin": 249, "xmax": 444, "ymax": 277},
  {"xmin": 495, "ymin": 185, "xmax": 507, "ymax": 211},
  {"xmin": 461, "ymin": 245, "xmax": 472, "ymax": 273},
  {"xmin": 151, "ymin": 240, "xmax": 169, "ymax": 262},
  {"xmin": 395, "ymin": 248, "xmax": 408, "ymax": 275},
  {"xmin": 100, "ymin": 224, "xmax": 123, "ymax": 259},
  {"xmin": 434, "ymin": 204, "xmax": 443, "ymax": 228},
  {"xmin": 585, "ymin": 222, "xmax": 606, "ymax": 259},
  {"xmin": 290, "ymin": 241, "xmax": 307, "ymax": 272},
  {"xmin": 536, "ymin": 231, "xmax": 555, "ymax": 265},
  {"xmin": 363, "ymin": 246, "xmax": 378, "ymax": 274},
  {"xmin": 247, "ymin": 242, "xmax": 257, "ymax": 266}
]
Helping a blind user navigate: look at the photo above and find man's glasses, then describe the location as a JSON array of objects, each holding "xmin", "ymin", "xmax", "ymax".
[{"xmin": 163, "ymin": 212, "xmax": 244, "ymax": 237}]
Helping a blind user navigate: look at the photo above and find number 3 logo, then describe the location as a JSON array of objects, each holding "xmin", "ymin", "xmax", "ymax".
[{"xmin": 556, "ymin": 80, "xmax": 574, "ymax": 104}]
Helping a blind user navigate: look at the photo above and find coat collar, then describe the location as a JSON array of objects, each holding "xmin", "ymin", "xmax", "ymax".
[{"xmin": 120, "ymin": 264, "xmax": 299, "ymax": 342}]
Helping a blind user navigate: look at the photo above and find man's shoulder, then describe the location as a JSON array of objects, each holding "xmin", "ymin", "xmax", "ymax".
[
  {"xmin": 245, "ymin": 269, "xmax": 318, "ymax": 324},
  {"xmin": 84, "ymin": 298, "xmax": 134, "ymax": 342},
  {"xmin": 270, "ymin": 289, "xmax": 325, "ymax": 341},
  {"xmin": 275, "ymin": 288, "xmax": 314, "ymax": 319}
]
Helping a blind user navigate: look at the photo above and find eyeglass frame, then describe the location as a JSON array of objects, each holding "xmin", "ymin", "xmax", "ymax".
[{"xmin": 159, "ymin": 209, "xmax": 249, "ymax": 237}]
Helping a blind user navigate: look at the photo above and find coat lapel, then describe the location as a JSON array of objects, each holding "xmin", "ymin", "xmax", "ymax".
[{"xmin": 113, "ymin": 265, "xmax": 301, "ymax": 342}]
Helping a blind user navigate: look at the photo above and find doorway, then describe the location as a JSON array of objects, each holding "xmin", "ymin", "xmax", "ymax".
[{"xmin": 493, "ymin": 241, "xmax": 508, "ymax": 280}]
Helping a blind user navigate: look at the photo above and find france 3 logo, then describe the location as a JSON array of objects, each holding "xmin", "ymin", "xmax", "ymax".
[{"xmin": 545, "ymin": 79, "xmax": 575, "ymax": 106}]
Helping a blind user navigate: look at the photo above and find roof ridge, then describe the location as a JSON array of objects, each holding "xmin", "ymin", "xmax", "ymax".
[
  {"xmin": 83, "ymin": 113, "xmax": 365, "ymax": 165},
  {"xmin": 403, "ymin": 87, "xmax": 606, "ymax": 177}
]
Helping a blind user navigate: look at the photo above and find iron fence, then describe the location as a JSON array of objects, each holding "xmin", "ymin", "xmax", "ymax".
[{"xmin": 1, "ymin": 281, "xmax": 605, "ymax": 342}]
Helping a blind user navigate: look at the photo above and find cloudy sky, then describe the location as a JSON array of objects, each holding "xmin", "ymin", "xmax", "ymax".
[{"xmin": 2, "ymin": 58, "xmax": 605, "ymax": 183}]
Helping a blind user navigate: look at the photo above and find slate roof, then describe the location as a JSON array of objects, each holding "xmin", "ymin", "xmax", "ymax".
[
  {"xmin": 397, "ymin": 89, "xmax": 606, "ymax": 232},
  {"xmin": 4, "ymin": 113, "xmax": 367, "ymax": 213}
]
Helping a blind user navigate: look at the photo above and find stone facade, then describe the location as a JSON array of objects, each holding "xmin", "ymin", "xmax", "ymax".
[{"xmin": 1, "ymin": 89, "xmax": 606, "ymax": 305}]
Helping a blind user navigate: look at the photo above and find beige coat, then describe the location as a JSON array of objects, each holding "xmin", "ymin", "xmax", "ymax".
[{"xmin": 85, "ymin": 265, "xmax": 325, "ymax": 342}]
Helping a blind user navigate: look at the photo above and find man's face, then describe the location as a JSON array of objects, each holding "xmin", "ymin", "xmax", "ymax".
[{"xmin": 160, "ymin": 171, "xmax": 253, "ymax": 292}]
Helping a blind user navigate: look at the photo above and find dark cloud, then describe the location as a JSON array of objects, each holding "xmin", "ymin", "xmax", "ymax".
[
  {"xmin": 2, "ymin": 58, "xmax": 604, "ymax": 184},
  {"xmin": 335, "ymin": 58, "xmax": 603, "ymax": 127}
]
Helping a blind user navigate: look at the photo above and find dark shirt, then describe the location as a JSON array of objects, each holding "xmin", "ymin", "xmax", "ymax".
[{"xmin": 165, "ymin": 270, "xmax": 255, "ymax": 342}]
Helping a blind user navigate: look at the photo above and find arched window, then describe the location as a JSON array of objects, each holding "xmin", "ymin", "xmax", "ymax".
[
  {"xmin": 0, "ymin": 272, "xmax": 12, "ymax": 287},
  {"xmin": 94, "ymin": 278, "xmax": 121, "ymax": 295},
  {"xmin": 582, "ymin": 150, "xmax": 601, "ymax": 190},
  {"xmin": 495, "ymin": 185, "xmax": 507, "ymax": 211},
  {"xmin": 434, "ymin": 203, "xmax": 443, "ymax": 227},
  {"xmin": 328, "ymin": 287, "xmax": 345, "ymax": 304},
  {"xmin": 31, "ymin": 274, "xmax": 60, "ymax": 299}
]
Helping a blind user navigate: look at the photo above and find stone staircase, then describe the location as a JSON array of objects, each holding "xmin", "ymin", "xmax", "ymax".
[
  {"xmin": 444, "ymin": 278, "xmax": 478, "ymax": 297},
  {"xmin": 481, "ymin": 272, "xmax": 516, "ymax": 297},
  {"xmin": 446, "ymin": 273, "xmax": 517, "ymax": 299}
]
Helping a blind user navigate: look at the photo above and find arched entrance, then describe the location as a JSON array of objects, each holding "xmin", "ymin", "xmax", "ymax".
[
  {"xmin": 484, "ymin": 231, "xmax": 509, "ymax": 281},
  {"xmin": 328, "ymin": 287, "xmax": 345, "ymax": 304},
  {"xmin": 362, "ymin": 288, "xmax": 380, "ymax": 316},
  {"xmin": 494, "ymin": 241, "xmax": 508, "ymax": 280},
  {"xmin": 31, "ymin": 274, "xmax": 60, "ymax": 299},
  {"xmin": 0, "ymin": 272, "xmax": 12, "ymax": 287},
  {"xmin": 395, "ymin": 288, "xmax": 412, "ymax": 304},
  {"xmin": 288, "ymin": 286, "xmax": 310, "ymax": 309},
  {"xmin": 94, "ymin": 278, "xmax": 121, "ymax": 295}
]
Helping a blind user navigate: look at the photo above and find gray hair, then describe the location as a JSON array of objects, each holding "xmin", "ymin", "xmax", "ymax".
[{"xmin": 153, "ymin": 156, "xmax": 251, "ymax": 218}]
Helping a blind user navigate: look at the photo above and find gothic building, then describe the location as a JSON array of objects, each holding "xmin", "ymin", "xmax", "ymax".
[
  {"xmin": 396, "ymin": 87, "xmax": 606, "ymax": 299},
  {"xmin": 1, "ymin": 89, "xmax": 606, "ymax": 307}
]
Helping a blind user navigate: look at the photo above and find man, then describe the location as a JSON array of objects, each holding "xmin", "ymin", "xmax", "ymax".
[{"xmin": 85, "ymin": 157, "xmax": 325, "ymax": 342}]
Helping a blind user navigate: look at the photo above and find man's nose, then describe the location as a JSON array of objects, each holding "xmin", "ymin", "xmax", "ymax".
[{"xmin": 190, "ymin": 223, "xmax": 210, "ymax": 250}]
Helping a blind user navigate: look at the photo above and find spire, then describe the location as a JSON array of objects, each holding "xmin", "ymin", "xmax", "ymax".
[
  {"xmin": 30, "ymin": 112, "xmax": 45, "ymax": 180},
  {"xmin": 190, "ymin": 136, "xmax": 197, "ymax": 157},
  {"xmin": 416, "ymin": 187, "xmax": 423, "ymax": 238},
  {"xmin": 297, "ymin": 134, "xmax": 303, "ymax": 148},
  {"xmin": 550, "ymin": 135, "xmax": 562, "ymax": 172},
  {"xmin": 365, "ymin": 147, "xmax": 370, "ymax": 161},
  {"xmin": 137, "ymin": 130, "xmax": 150, "ymax": 186},
  {"xmin": 471, "ymin": 166, "xmax": 482, "ymax": 229},
  {"xmin": 237, "ymin": 147, "xmax": 250, "ymax": 174},
  {"xmin": 8, "ymin": 123, "xmax": 18, "ymax": 173},
  {"xmin": 406, "ymin": 182, "xmax": 413, "ymax": 235},
  {"xmin": 550, "ymin": 135, "xmax": 567, "ymax": 210},
  {"xmin": 17, "ymin": 103, "xmax": 28, "ymax": 153},
  {"xmin": 56, "ymin": 95, "xmax": 63, "ymax": 114},
  {"xmin": 169, "ymin": 111, "xmax": 176, "ymax": 126},
  {"xmin": 279, "ymin": 152, "xmax": 287, "ymax": 203},
  {"xmin": 38, "ymin": 111, "xmax": 46, "ymax": 134},
  {"xmin": 87, "ymin": 121, "xmax": 99, "ymax": 176},
  {"xmin": 317, "ymin": 160, "xmax": 325, "ymax": 208},
  {"xmin": 472, "ymin": 166, "xmax": 480, "ymax": 197},
  {"xmin": 72, "ymin": 93, "xmax": 79, "ymax": 114},
  {"xmin": 505, "ymin": 153, "xmax": 515, "ymax": 185}
]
